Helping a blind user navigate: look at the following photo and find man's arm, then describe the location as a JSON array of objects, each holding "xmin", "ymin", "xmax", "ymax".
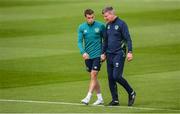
[
  {"xmin": 77, "ymin": 26, "xmax": 89, "ymax": 60},
  {"xmin": 101, "ymin": 24, "xmax": 107, "ymax": 62},
  {"xmin": 77, "ymin": 26, "xmax": 85, "ymax": 54},
  {"xmin": 121, "ymin": 22, "xmax": 133, "ymax": 61}
]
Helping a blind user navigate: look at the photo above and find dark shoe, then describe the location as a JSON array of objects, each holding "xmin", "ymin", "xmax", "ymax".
[
  {"xmin": 128, "ymin": 91, "xmax": 136, "ymax": 106},
  {"xmin": 108, "ymin": 100, "xmax": 119, "ymax": 106}
]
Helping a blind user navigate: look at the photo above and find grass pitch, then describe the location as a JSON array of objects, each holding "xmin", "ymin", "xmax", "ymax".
[{"xmin": 0, "ymin": 0, "xmax": 180, "ymax": 113}]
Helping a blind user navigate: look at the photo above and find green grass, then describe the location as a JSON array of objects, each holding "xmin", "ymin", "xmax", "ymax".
[{"xmin": 0, "ymin": 0, "xmax": 180, "ymax": 113}]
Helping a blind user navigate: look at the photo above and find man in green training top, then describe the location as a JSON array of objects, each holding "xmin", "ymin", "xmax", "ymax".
[{"xmin": 77, "ymin": 9, "xmax": 105, "ymax": 105}]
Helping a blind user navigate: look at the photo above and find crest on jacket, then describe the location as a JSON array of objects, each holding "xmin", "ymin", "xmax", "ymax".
[
  {"xmin": 95, "ymin": 28, "xmax": 100, "ymax": 33},
  {"xmin": 107, "ymin": 25, "xmax": 110, "ymax": 29},
  {"xmin": 115, "ymin": 25, "xmax": 119, "ymax": 30}
]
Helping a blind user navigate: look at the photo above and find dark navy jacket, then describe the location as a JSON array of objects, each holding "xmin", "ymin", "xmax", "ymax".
[{"xmin": 103, "ymin": 17, "xmax": 132, "ymax": 54}]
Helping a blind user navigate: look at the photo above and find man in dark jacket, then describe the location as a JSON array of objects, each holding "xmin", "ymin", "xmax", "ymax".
[{"xmin": 101, "ymin": 6, "xmax": 136, "ymax": 106}]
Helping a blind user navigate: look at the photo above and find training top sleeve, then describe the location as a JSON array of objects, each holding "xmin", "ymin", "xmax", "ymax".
[
  {"xmin": 77, "ymin": 25, "xmax": 85, "ymax": 55},
  {"xmin": 121, "ymin": 22, "xmax": 133, "ymax": 53}
]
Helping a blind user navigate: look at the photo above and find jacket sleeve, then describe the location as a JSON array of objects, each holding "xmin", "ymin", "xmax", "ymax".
[
  {"xmin": 77, "ymin": 26, "xmax": 85, "ymax": 54},
  {"xmin": 121, "ymin": 22, "xmax": 133, "ymax": 53},
  {"xmin": 101, "ymin": 24, "xmax": 108, "ymax": 54}
]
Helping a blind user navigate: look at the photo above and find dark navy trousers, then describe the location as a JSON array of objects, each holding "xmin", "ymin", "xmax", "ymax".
[{"xmin": 106, "ymin": 50, "xmax": 133, "ymax": 101}]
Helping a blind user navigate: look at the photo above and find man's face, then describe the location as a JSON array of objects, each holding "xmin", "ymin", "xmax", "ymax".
[
  {"xmin": 103, "ymin": 12, "xmax": 113, "ymax": 23},
  {"xmin": 85, "ymin": 14, "xmax": 94, "ymax": 24}
]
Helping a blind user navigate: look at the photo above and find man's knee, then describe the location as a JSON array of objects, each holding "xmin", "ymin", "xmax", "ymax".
[
  {"xmin": 114, "ymin": 75, "xmax": 124, "ymax": 82},
  {"xmin": 90, "ymin": 70, "xmax": 98, "ymax": 79}
]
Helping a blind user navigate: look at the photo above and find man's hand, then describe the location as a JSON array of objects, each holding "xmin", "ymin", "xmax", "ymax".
[
  {"xmin": 101, "ymin": 54, "xmax": 106, "ymax": 62},
  {"xmin": 127, "ymin": 52, "xmax": 133, "ymax": 62},
  {"xmin": 82, "ymin": 53, "xmax": 89, "ymax": 60}
]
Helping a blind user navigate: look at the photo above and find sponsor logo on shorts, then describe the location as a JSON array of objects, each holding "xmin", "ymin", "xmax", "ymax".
[{"xmin": 94, "ymin": 66, "xmax": 97, "ymax": 69}]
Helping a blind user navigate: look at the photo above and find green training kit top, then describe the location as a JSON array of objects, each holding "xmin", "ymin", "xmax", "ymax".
[{"xmin": 77, "ymin": 21, "xmax": 105, "ymax": 59}]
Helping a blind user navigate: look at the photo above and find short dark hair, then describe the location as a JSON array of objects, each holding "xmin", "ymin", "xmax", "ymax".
[
  {"xmin": 84, "ymin": 9, "xmax": 94, "ymax": 17},
  {"xmin": 102, "ymin": 6, "xmax": 113, "ymax": 14}
]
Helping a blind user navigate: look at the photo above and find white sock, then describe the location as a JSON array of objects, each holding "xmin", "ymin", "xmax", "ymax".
[
  {"xmin": 86, "ymin": 92, "xmax": 92, "ymax": 99},
  {"xmin": 97, "ymin": 93, "xmax": 103, "ymax": 100}
]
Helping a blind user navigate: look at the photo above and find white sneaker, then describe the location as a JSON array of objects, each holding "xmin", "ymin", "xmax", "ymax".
[
  {"xmin": 93, "ymin": 99, "xmax": 104, "ymax": 105},
  {"xmin": 81, "ymin": 98, "xmax": 90, "ymax": 105}
]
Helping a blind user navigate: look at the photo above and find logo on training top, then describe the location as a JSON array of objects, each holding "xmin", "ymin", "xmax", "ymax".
[
  {"xmin": 107, "ymin": 25, "xmax": 110, "ymax": 29},
  {"xmin": 115, "ymin": 63, "xmax": 119, "ymax": 67},
  {"xmin": 115, "ymin": 25, "xmax": 119, "ymax": 30},
  {"xmin": 84, "ymin": 29, "xmax": 87, "ymax": 33},
  {"xmin": 95, "ymin": 28, "xmax": 100, "ymax": 33}
]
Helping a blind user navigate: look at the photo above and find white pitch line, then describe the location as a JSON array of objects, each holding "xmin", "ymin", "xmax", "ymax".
[
  {"xmin": 0, "ymin": 99, "xmax": 179, "ymax": 112},
  {"xmin": 0, "ymin": 99, "xmax": 84, "ymax": 106}
]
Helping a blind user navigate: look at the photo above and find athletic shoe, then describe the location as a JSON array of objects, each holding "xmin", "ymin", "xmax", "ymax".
[
  {"xmin": 93, "ymin": 99, "xmax": 104, "ymax": 105},
  {"xmin": 128, "ymin": 91, "xmax": 136, "ymax": 106},
  {"xmin": 81, "ymin": 97, "xmax": 90, "ymax": 105},
  {"xmin": 108, "ymin": 100, "xmax": 119, "ymax": 106}
]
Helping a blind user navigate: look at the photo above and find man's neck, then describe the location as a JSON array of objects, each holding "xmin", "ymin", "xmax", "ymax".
[
  {"xmin": 112, "ymin": 16, "xmax": 117, "ymax": 22},
  {"xmin": 87, "ymin": 21, "xmax": 95, "ymax": 25}
]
